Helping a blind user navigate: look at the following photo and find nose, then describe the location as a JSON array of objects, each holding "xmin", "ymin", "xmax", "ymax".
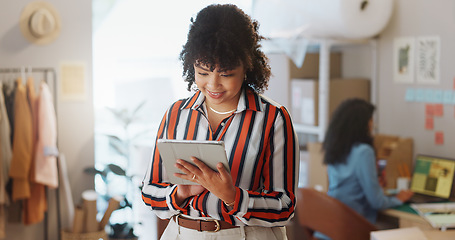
[{"xmin": 206, "ymin": 74, "xmax": 221, "ymax": 88}]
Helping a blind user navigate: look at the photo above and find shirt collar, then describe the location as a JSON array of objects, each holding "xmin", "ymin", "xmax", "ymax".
[{"xmin": 180, "ymin": 87, "xmax": 263, "ymax": 113}]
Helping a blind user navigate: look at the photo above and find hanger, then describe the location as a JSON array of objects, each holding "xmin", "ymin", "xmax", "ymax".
[
  {"xmin": 27, "ymin": 66, "xmax": 32, "ymax": 79},
  {"xmin": 21, "ymin": 66, "xmax": 26, "ymax": 83}
]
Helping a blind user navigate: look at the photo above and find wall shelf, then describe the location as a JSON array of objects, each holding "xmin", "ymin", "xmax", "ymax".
[{"xmin": 286, "ymin": 38, "xmax": 378, "ymax": 142}]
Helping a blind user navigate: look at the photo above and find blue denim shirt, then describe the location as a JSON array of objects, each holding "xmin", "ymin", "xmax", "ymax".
[{"xmin": 315, "ymin": 143, "xmax": 402, "ymax": 240}]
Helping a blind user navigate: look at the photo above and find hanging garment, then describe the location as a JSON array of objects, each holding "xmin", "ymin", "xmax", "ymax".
[
  {"xmin": 2, "ymin": 81, "xmax": 16, "ymax": 145},
  {"xmin": 0, "ymin": 82, "xmax": 12, "ymax": 237},
  {"xmin": 0, "ymin": 207, "xmax": 5, "ymax": 239},
  {"xmin": 0, "ymin": 83, "xmax": 12, "ymax": 205},
  {"xmin": 2, "ymin": 81, "xmax": 16, "ymax": 203},
  {"xmin": 33, "ymin": 81, "xmax": 58, "ymax": 188},
  {"xmin": 23, "ymin": 78, "xmax": 47, "ymax": 225},
  {"xmin": 57, "ymin": 154, "xmax": 75, "ymax": 230},
  {"xmin": 7, "ymin": 200, "xmax": 22, "ymax": 223},
  {"xmin": 9, "ymin": 78, "xmax": 33, "ymax": 201}
]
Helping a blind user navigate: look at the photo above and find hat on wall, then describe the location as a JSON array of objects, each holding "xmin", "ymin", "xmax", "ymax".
[{"xmin": 20, "ymin": 1, "xmax": 61, "ymax": 45}]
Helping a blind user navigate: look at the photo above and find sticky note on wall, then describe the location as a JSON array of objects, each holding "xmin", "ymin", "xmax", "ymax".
[
  {"xmin": 425, "ymin": 89, "xmax": 434, "ymax": 102},
  {"xmin": 433, "ymin": 90, "xmax": 443, "ymax": 103},
  {"xmin": 443, "ymin": 90, "xmax": 453, "ymax": 104},
  {"xmin": 416, "ymin": 89, "xmax": 425, "ymax": 102},
  {"xmin": 425, "ymin": 104, "xmax": 434, "ymax": 117},
  {"xmin": 435, "ymin": 131, "xmax": 444, "ymax": 145},
  {"xmin": 434, "ymin": 104, "xmax": 444, "ymax": 117},
  {"xmin": 425, "ymin": 117, "xmax": 434, "ymax": 130},
  {"xmin": 405, "ymin": 88, "xmax": 415, "ymax": 102}
]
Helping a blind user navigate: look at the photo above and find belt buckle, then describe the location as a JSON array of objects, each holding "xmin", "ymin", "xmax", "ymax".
[
  {"xmin": 174, "ymin": 214, "xmax": 180, "ymax": 225},
  {"xmin": 207, "ymin": 219, "xmax": 220, "ymax": 232}
]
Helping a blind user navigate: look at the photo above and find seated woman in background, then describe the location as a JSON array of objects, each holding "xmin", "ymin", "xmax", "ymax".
[{"xmin": 322, "ymin": 98, "xmax": 413, "ymax": 227}]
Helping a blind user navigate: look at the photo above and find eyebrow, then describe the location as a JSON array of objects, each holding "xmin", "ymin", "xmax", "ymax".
[
  {"xmin": 195, "ymin": 64, "xmax": 237, "ymax": 73},
  {"xmin": 196, "ymin": 65, "xmax": 211, "ymax": 71}
]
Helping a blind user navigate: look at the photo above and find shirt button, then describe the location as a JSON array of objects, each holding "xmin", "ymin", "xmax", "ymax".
[{"xmin": 221, "ymin": 122, "xmax": 225, "ymax": 126}]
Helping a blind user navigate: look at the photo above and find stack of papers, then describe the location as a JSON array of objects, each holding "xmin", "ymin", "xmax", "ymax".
[
  {"xmin": 370, "ymin": 227, "xmax": 428, "ymax": 240},
  {"xmin": 410, "ymin": 202, "xmax": 455, "ymax": 229}
]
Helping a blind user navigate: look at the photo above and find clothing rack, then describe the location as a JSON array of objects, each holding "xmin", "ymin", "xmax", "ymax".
[
  {"xmin": 0, "ymin": 67, "xmax": 60, "ymax": 240},
  {"xmin": 0, "ymin": 67, "xmax": 57, "ymax": 110}
]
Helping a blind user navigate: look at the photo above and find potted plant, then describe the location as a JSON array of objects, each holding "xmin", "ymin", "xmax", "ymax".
[{"xmin": 86, "ymin": 101, "xmax": 149, "ymax": 239}]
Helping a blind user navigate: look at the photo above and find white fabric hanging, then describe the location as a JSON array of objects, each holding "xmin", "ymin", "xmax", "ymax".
[{"xmin": 33, "ymin": 81, "xmax": 59, "ymax": 188}]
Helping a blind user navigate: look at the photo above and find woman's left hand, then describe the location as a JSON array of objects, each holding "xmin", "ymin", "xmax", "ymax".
[{"xmin": 174, "ymin": 157, "xmax": 236, "ymax": 204}]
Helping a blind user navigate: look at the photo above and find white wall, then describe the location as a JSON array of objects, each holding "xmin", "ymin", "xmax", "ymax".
[
  {"xmin": 344, "ymin": 0, "xmax": 455, "ymax": 158},
  {"xmin": 264, "ymin": 0, "xmax": 455, "ymax": 160},
  {"xmin": 0, "ymin": 1, "xmax": 93, "ymax": 239}
]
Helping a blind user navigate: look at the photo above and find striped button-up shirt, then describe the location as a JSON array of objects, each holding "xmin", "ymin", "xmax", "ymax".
[{"xmin": 142, "ymin": 86, "xmax": 299, "ymax": 227}]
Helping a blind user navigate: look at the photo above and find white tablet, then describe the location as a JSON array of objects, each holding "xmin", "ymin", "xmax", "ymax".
[{"xmin": 157, "ymin": 139, "xmax": 230, "ymax": 185}]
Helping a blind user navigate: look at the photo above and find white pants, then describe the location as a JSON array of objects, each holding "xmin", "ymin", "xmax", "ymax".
[{"xmin": 160, "ymin": 218, "xmax": 288, "ymax": 240}]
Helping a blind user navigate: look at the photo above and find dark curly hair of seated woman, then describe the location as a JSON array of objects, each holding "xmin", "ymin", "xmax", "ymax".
[{"xmin": 179, "ymin": 4, "xmax": 271, "ymax": 93}]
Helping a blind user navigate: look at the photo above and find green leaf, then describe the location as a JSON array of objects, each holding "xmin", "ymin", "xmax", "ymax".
[
  {"xmin": 107, "ymin": 164, "xmax": 126, "ymax": 176},
  {"xmin": 83, "ymin": 166, "xmax": 108, "ymax": 182},
  {"xmin": 107, "ymin": 135, "xmax": 128, "ymax": 157},
  {"xmin": 83, "ymin": 167, "xmax": 102, "ymax": 175},
  {"xmin": 131, "ymin": 101, "xmax": 146, "ymax": 118},
  {"xmin": 130, "ymin": 129, "xmax": 151, "ymax": 141},
  {"xmin": 106, "ymin": 107, "xmax": 126, "ymax": 121}
]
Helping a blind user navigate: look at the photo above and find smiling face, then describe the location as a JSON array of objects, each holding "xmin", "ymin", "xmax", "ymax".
[{"xmin": 194, "ymin": 63, "xmax": 245, "ymax": 112}]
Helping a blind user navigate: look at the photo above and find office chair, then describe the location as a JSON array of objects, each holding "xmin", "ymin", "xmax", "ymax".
[{"xmin": 296, "ymin": 188, "xmax": 377, "ymax": 240}]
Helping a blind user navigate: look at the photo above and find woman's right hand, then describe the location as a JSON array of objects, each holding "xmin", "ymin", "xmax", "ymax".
[
  {"xmin": 396, "ymin": 190, "xmax": 414, "ymax": 202},
  {"xmin": 175, "ymin": 184, "xmax": 206, "ymax": 206}
]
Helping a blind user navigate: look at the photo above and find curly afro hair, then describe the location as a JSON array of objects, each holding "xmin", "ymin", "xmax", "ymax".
[{"xmin": 179, "ymin": 4, "xmax": 271, "ymax": 93}]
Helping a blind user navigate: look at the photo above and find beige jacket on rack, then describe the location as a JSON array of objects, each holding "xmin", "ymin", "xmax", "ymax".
[
  {"xmin": 9, "ymin": 78, "xmax": 33, "ymax": 201},
  {"xmin": 23, "ymin": 78, "xmax": 47, "ymax": 225}
]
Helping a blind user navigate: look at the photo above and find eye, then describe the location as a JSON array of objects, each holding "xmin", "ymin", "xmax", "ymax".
[
  {"xmin": 221, "ymin": 74, "xmax": 234, "ymax": 77},
  {"xmin": 198, "ymin": 72, "xmax": 208, "ymax": 76}
]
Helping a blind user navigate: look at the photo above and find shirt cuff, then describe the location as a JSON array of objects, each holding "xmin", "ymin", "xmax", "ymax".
[
  {"xmin": 391, "ymin": 196, "xmax": 404, "ymax": 206},
  {"xmin": 166, "ymin": 185, "xmax": 189, "ymax": 214},
  {"xmin": 223, "ymin": 187, "xmax": 249, "ymax": 218}
]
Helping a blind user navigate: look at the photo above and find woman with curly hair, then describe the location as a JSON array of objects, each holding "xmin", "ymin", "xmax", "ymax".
[{"xmin": 142, "ymin": 4, "xmax": 299, "ymax": 240}]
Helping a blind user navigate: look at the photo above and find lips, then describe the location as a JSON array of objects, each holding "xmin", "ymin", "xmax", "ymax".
[{"xmin": 206, "ymin": 90, "xmax": 224, "ymax": 99}]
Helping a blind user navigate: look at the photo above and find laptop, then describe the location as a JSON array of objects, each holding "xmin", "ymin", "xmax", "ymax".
[{"xmin": 407, "ymin": 154, "xmax": 455, "ymax": 203}]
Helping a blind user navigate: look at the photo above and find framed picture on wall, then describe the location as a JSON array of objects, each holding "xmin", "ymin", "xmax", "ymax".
[
  {"xmin": 416, "ymin": 36, "xmax": 440, "ymax": 84},
  {"xmin": 393, "ymin": 37, "xmax": 415, "ymax": 84}
]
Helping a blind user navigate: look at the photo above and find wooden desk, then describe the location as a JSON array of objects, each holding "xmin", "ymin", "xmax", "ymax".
[
  {"xmin": 424, "ymin": 230, "xmax": 455, "ymax": 240},
  {"xmin": 378, "ymin": 203, "xmax": 455, "ymax": 240},
  {"xmin": 371, "ymin": 228, "xmax": 455, "ymax": 240}
]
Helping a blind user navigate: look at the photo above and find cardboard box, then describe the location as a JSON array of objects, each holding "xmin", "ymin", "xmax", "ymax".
[
  {"xmin": 306, "ymin": 142, "xmax": 328, "ymax": 192},
  {"xmin": 289, "ymin": 52, "xmax": 342, "ymax": 79},
  {"xmin": 291, "ymin": 78, "xmax": 370, "ymax": 125},
  {"xmin": 264, "ymin": 52, "xmax": 342, "ymax": 109},
  {"xmin": 305, "ymin": 134, "xmax": 413, "ymax": 192},
  {"xmin": 374, "ymin": 134, "xmax": 413, "ymax": 189}
]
